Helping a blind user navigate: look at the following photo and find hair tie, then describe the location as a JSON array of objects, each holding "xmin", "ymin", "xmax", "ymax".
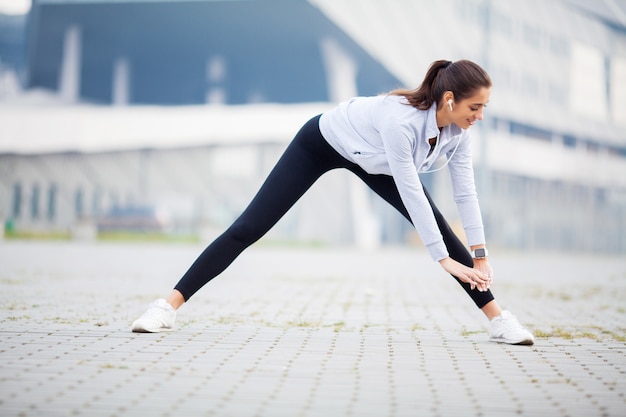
[{"xmin": 443, "ymin": 60, "xmax": 453, "ymax": 69}]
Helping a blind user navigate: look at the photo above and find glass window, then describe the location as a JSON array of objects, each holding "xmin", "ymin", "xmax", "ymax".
[
  {"xmin": 12, "ymin": 183, "xmax": 22, "ymax": 219},
  {"xmin": 47, "ymin": 185, "xmax": 57, "ymax": 221},
  {"xmin": 563, "ymin": 135, "xmax": 577, "ymax": 149},
  {"xmin": 31, "ymin": 184, "xmax": 40, "ymax": 219},
  {"xmin": 75, "ymin": 188, "xmax": 84, "ymax": 218},
  {"xmin": 92, "ymin": 189, "xmax": 101, "ymax": 216}
]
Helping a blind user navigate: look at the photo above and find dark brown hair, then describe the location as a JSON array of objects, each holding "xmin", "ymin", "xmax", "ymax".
[{"xmin": 389, "ymin": 59, "xmax": 492, "ymax": 110}]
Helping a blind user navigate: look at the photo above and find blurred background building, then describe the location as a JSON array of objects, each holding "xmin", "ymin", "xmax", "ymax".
[{"xmin": 1, "ymin": 0, "xmax": 625, "ymax": 254}]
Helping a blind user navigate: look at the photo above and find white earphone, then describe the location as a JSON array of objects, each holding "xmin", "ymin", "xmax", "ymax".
[
  {"xmin": 422, "ymin": 134, "xmax": 461, "ymax": 173},
  {"xmin": 447, "ymin": 99, "xmax": 453, "ymax": 111}
]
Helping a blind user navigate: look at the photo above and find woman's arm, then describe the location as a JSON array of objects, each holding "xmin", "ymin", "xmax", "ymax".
[
  {"xmin": 445, "ymin": 135, "xmax": 493, "ymax": 290},
  {"xmin": 447, "ymin": 133, "xmax": 486, "ymax": 247}
]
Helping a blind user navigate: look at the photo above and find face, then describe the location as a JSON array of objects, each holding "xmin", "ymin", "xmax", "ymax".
[{"xmin": 452, "ymin": 87, "xmax": 491, "ymax": 129}]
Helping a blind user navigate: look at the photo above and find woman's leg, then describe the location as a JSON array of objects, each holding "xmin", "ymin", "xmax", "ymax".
[
  {"xmin": 347, "ymin": 167, "xmax": 495, "ymax": 309},
  {"xmin": 172, "ymin": 115, "xmax": 347, "ymax": 302},
  {"xmin": 346, "ymin": 172, "xmax": 534, "ymax": 343}
]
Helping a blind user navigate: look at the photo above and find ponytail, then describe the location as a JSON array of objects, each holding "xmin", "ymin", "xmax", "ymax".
[{"xmin": 389, "ymin": 59, "xmax": 491, "ymax": 110}]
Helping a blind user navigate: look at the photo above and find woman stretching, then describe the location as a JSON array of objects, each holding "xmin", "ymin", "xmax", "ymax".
[{"xmin": 132, "ymin": 59, "xmax": 534, "ymax": 345}]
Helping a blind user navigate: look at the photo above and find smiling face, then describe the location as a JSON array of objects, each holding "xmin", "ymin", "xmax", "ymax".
[
  {"xmin": 451, "ymin": 87, "xmax": 491, "ymax": 129},
  {"xmin": 438, "ymin": 86, "xmax": 491, "ymax": 130}
]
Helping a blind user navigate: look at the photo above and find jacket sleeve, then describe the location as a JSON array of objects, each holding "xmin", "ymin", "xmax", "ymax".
[
  {"xmin": 379, "ymin": 120, "xmax": 449, "ymax": 261},
  {"xmin": 446, "ymin": 133, "xmax": 485, "ymax": 246}
]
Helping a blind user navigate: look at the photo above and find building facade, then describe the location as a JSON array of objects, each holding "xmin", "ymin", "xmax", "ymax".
[{"xmin": 1, "ymin": 0, "xmax": 625, "ymax": 253}]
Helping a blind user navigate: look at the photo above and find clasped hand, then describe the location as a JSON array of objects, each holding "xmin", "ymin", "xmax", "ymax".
[{"xmin": 438, "ymin": 257, "xmax": 493, "ymax": 292}]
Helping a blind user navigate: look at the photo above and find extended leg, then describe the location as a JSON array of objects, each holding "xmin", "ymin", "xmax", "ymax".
[{"xmin": 173, "ymin": 115, "xmax": 345, "ymax": 301}]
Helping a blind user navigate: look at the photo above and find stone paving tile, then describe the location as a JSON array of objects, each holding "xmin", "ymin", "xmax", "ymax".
[{"xmin": 0, "ymin": 241, "xmax": 625, "ymax": 417}]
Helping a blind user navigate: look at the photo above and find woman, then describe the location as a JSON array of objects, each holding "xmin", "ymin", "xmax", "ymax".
[{"xmin": 132, "ymin": 59, "xmax": 534, "ymax": 345}]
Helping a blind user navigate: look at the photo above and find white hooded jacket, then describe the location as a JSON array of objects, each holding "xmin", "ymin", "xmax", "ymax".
[{"xmin": 319, "ymin": 94, "xmax": 485, "ymax": 261}]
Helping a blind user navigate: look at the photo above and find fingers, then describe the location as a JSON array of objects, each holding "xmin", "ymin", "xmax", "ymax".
[
  {"xmin": 473, "ymin": 259, "xmax": 494, "ymax": 286},
  {"xmin": 466, "ymin": 269, "xmax": 490, "ymax": 292},
  {"xmin": 441, "ymin": 258, "xmax": 492, "ymax": 292}
]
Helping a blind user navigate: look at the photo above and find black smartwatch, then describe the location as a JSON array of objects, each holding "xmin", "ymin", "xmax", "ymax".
[{"xmin": 471, "ymin": 248, "xmax": 488, "ymax": 259}]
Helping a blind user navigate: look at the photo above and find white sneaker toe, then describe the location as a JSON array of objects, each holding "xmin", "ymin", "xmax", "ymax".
[
  {"xmin": 131, "ymin": 299, "xmax": 176, "ymax": 333},
  {"xmin": 488, "ymin": 311, "xmax": 534, "ymax": 345}
]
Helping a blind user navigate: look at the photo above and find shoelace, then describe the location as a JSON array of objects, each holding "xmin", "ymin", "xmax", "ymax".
[
  {"xmin": 496, "ymin": 314, "xmax": 524, "ymax": 332},
  {"xmin": 142, "ymin": 303, "xmax": 169, "ymax": 318}
]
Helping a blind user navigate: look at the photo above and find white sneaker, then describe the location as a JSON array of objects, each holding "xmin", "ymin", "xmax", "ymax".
[
  {"xmin": 131, "ymin": 299, "xmax": 176, "ymax": 333},
  {"xmin": 488, "ymin": 311, "xmax": 534, "ymax": 345}
]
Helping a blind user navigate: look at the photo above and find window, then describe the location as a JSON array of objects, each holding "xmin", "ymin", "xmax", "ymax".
[
  {"xmin": 47, "ymin": 185, "xmax": 57, "ymax": 221},
  {"xmin": 509, "ymin": 121, "xmax": 552, "ymax": 142},
  {"xmin": 12, "ymin": 183, "xmax": 22, "ymax": 219},
  {"xmin": 31, "ymin": 184, "xmax": 40, "ymax": 220},
  {"xmin": 563, "ymin": 135, "xmax": 577, "ymax": 149},
  {"xmin": 585, "ymin": 140, "xmax": 600, "ymax": 154},
  {"xmin": 92, "ymin": 189, "xmax": 102, "ymax": 216},
  {"xmin": 75, "ymin": 188, "xmax": 84, "ymax": 218},
  {"xmin": 608, "ymin": 145, "xmax": 626, "ymax": 158}
]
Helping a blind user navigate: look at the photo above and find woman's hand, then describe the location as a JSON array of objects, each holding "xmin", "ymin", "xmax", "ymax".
[
  {"xmin": 438, "ymin": 257, "xmax": 491, "ymax": 292},
  {"xmin": 472, "ymin": 258, "xmax": 494, "ymax": 286}
]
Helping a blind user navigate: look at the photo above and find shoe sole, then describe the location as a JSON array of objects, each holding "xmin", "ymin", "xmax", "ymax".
[
  {"xmin": 490, "ymin": 337, "xmax": 534, "ymax": 346},
  {"xmin": 131, "ymin": 327, "xmax": 174, "ymax": 333}
]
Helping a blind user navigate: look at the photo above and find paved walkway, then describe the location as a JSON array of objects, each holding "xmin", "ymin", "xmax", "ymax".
[{"xmin": 1, "ymin": 241, "xmax": 625, "ymax": 417}]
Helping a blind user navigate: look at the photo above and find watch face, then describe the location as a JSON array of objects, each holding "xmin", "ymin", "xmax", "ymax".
[{"xmin": 475, "ymin": 248, "xmax": 486, "ymax": 258}]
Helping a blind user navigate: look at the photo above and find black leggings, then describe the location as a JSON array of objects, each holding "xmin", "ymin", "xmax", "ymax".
[{"xmin": 174, "ymin": 115, "xmax": 495, "ymax": 309}]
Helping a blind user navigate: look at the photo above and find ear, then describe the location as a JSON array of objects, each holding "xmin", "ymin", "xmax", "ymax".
[{"xmin": 443, "ymin": 90, "xmax": 455, "ymax": 104}]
